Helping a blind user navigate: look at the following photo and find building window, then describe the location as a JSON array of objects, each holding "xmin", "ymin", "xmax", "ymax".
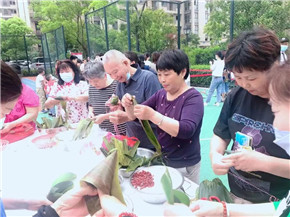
[
  {"xmin": 161, "ymin": 2, "xmax": 167, "ymax": 7},
  {"xmin": 169, "ymin": 3, "xmax": 173, "ymax": 11},
  {"xmin": 152, "ymin": 1, "xmax": 157, "ymax": 10}
]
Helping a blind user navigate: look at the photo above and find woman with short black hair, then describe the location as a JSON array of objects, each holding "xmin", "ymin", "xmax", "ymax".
[{"xmin": 123, "ymin": 49, "xmax": 204, "ymax": 184}]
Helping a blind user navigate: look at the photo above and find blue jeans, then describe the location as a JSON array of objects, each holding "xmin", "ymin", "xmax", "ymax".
[{"xmin": 206, "ymin": 77, "xmax": 223, "ymax": 103}]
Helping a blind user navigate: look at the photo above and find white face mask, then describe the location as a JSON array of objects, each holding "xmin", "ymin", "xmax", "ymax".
[
  {"xmin": 0, "ymin": 117, "xmax": 6, "ymax": 130},
  {"xmin": 60, "ymin": 72, "xmax": 74, "ymax": 83},
  {"xmin": 273, "ymin": 127, "xmax": 290, "ymax": 156}
]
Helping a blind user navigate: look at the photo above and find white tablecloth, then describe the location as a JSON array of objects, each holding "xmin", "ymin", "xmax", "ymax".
[{"xmin": 2, "ymin": 127, "xmax": 198, "ymax": 216}]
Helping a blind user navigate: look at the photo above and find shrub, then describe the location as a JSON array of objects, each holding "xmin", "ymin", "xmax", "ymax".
[{"xmin": 190, "ymin": 65, "xmax": 212, "ymax": 87}]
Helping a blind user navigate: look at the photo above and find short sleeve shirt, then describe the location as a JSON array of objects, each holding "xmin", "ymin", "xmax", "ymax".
[
  {"xmin": 214, "ymin": 87, "xmax": 290, "ymax": 203},
  {"xmin": 50, "ymin": 81, "xmax": 89, "ymax": 124},
  {"xmin": 5, "ymin": 84, "xmax": 39, "ymax": 128},
  {"xmin": 116, "ymin": 67, "xmax": 161, "ymax": 149},
  {"xmin": 88, "ymin": 80, "xmax": 126, "ymax": 135},
  {"xmin": 143, "ymin": 88, "xmax": 204, "ymax": 168}
]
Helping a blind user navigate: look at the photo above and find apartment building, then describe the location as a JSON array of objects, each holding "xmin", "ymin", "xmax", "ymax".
[
  {"xmin": 0, "ymin": 0, "xmax": 18, "ymax": 20},
  {"xmin": 142, "ymin": 0, "xmax": 211, "ymax": 46}
]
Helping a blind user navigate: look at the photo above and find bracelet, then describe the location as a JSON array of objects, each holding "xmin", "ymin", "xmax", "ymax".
[
  {"xmin": 119, "ymin": 212, "xmax": 138, "ymax": 217},
  {"xmin": 221, "ymin": 201, "xmax": 229, "ymax": 217},
  {"xmin": 156, "ymin": 115, "xmax": 164, "ymax": 126}
]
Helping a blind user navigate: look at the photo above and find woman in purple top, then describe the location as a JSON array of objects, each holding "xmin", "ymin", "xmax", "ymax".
[{"xmin": 123, "ymin": 49, "xmax": 204, "ymax": 184}]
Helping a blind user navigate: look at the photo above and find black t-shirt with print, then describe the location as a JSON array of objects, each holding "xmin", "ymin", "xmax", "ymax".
[{"xmin": 214, "ymin": 87, "xmax": 290, "ymax": 203}]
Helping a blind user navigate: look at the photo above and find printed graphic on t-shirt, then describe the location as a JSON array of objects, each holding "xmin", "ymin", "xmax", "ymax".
[{"xmin": 230, "ymin": 113, "xmax": 277, "ymax": 201}]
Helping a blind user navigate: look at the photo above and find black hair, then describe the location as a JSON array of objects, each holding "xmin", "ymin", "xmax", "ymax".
[
  {"xmin": 1, "ymin": 61, "xmax": 23, "ymax": 103},
  {"xmin": 56, "ymin": 60, "xmax": 81, "ymax": 85},
  {"xmin": 216, "ymin": 51, "xmax": 224, "ymax": 60},
  {"xmin": 70, "ymin": 55, "xmax": 78, "ymax": 61},
  {"xmin": 37, "ymin": 67, "xmax": 45, "ymax": 74},
  {"xmin": 124, "ymin": 51, "xmax": 139, "ymax": 64},
  {"xmin": 225, "ymin": 27, "xmax": 280, "ymax": 73},
  {"xmin": 156, "ymin": 49, "xmax": 190, "ymax": 79}
]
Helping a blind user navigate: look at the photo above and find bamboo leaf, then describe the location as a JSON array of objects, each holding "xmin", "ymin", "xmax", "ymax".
[
  {"xmin": 161, "ymin": 167, "xmax": 174, "ymax": 204},
  {"xmin": 132, "ymin": 97, "xmax": 162, "ymax": 154},
  {"xmin": 172, "ymin": 189, "xmax": 190, "ymax": 206}
]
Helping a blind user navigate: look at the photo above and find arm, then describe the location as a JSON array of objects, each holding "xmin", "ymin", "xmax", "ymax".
[
  {"xmin": 45, "ymin": 97, "xmax": 60, "ymax": 109},
  {"xmin": 187, "ymin": 200, "xmax": 275, "ymax": 216},
  {"xmin": 1, "ymin": 106, "xmax": 39, "ymax": 133},
  {"xmin": 223, "ymin": 150, "xmax": 290, "ymax": 179},
  {"xmin": 3, "ymin": 198, "xmax": 51, "ymax": 210},
  {"xmin": 67, "ymin": 95, "xmax": 88, "ymax": 102},
  {"xmin": 210, "ymin": 134, "xmax": 233, "ymax": 175}
]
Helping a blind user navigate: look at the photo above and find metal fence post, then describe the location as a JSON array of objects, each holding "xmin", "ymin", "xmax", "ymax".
[
  {"xmin": 126, "ymin": 0, "xmax": 131, "ymax": 51},
  {"xmin": 104, "ymin": 7, "xmax": 109, "ymax": 51},
  {"xmin": 85, "ymin": 14, "xmax": 91, "ymax": 58},
  {"xmin": 62, "ymin": 26, "xmax": 67, "ymax": 58},
  {"xmin": 177, "ymin": 2, "xmax": 181, "ymax": 49},
  {"xmin": 230, "ymin": 0, "xmax": 235, "ymax": 42},
  {"xmin": 23, "ymin": 35, "xmax": 30, "ymax": 73},
  {"xmin": 54, "ymin": 29, "xmax": 59, "ymax": 60},
  {"xmin": 45, "ymin": 34, "xmax": 53, "ymax": 74}
]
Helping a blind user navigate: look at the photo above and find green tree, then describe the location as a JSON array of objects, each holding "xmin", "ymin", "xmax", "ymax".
[
  {"xmin": 1, "ymin": 17, "xmax": 34, "ymax": 61},
  {"xmin": 204, "ymin": 0, "xmax": 290, "ymax": 43},
  {"xmin": 31, "ymin": 0, "xmax": 108, "ymax": 57},
  {"xmin": 131, "ymin": 9, "xmax": 176, "ymax": 53}
]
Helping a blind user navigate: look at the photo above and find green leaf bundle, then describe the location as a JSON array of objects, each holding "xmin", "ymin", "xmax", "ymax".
[
  {"xmin": 72, "ymin": 118, "xmax": 94, "ymax": 141},
  {"xmin": 196, "ymin": 178, "xmax": 233, "ymax": 203}
]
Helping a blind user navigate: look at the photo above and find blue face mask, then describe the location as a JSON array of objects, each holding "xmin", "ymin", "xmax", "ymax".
[
  {"xmin": 273, "ymin": 127, "xmax": 290, "ymax": 156},
  {"xmin": 281, "ymin": 45, "xmax": 288, "ymax": 52},
  {"xmin": 126, "ymin": 72, "xmax": 131, "ymax": 81}
]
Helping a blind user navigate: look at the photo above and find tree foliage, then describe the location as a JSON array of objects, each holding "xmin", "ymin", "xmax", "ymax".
[
  {"xmin": 1, "ymin": 17, "xmax": 38, "ymax": 61},
  {"xmin": 204, "ymin": 0, "xmax": 290, "ymax": 43},
  {"xmin": 31, "ymin": 0, "xmax": 109, "ymax": 56},
  {"xmin": 131, "ymin": 9, "xmax": 176, "ymax": 53}
]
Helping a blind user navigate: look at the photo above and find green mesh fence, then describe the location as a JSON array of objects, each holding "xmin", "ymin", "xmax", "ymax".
[
  {"xmin": 41, "ymin": 26, "xmax": 66, "ymax": 74},
  {"xmin": 1, "ymin": 34, "xmax": 42, "ymax": 76},
  {"xmin": 85, "ymin": 1, "xmax": 186, "ymax": 60}
]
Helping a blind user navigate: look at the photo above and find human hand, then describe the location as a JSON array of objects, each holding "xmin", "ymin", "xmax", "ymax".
[
  {"xmin": 121, "ymin": 93, "xmax": 134, "ymax": 108},
  {"xmin": 163, "ymin": 203, "xmax": 193, "ymax": 216},
  {"xmin": 211, "ymin": 152, "xmax": 234, "ymax": 175},
  {"xmin": 222, "ymin": 149, "xmax": 266, "ymax": 172},
  {"xmin": 190, "ymin": 200, "xmax": 223, "ymax": 216},
  {"xmin": 0, "ymin": 122, "xmax": 16, "ymax": 134},
  {"xmin": 94, "ymin": 191, "xmax": 129, "ymax": 217},
  {"xmin": 88, "ymin": 112, "xmax": 95, "ymax": 119},
  {"xmin": 134, "ymin": 105, "xmax": 155, "ymax": 121},
  {"xmin": 109, "ymin": 110, "xmax": 128, "ymax": 125},
  {"xmin": 94, "ymin": 114, "xmax": 109, "ymax": 125},
  {"xmin": 209, "ymin": 60, "xmax": 213, "ymax": 65},
  {"xmin": 51, "ymin": 183, "xmax": 98, "ymax": 216},
  {"xmin": 65, "ymin": 96, "xmax": 76, "ymax": 101}
]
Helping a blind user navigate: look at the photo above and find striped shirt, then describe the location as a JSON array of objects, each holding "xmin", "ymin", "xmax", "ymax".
[{"xmin": 88, "ymin": 80, "xmax": 126, "ymax": 135}]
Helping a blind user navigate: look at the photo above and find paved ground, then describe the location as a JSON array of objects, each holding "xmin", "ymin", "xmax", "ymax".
[{"xmin": 24, "ymin": 77, "xmax": 229, "ymax": 188}]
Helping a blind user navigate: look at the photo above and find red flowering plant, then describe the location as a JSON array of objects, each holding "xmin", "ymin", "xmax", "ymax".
[{"xmin": 102, "ymin": 132, "xmax": 144, "ymax": 172}]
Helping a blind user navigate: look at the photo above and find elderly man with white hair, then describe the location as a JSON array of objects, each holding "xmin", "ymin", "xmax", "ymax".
[{"xmin": 102, "ymin": 49, "xmax": 161, "ymax": 150}]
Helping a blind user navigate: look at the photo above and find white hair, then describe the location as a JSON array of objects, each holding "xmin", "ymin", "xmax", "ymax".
[{"xmin": 102, "ymin": 49, "xmax": 128, "ymax": 65}]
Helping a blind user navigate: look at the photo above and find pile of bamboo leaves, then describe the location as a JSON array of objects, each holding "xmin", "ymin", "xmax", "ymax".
[{"xmin": 36, "ymin": 101, "xmax": 69, "ymax": 129}]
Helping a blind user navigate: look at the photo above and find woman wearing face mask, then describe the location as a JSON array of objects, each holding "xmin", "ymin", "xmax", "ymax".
[
  {"xmin": 164, "ymin": 60, "xmax": 290, "ymax": 217},
  {"xmin": 210, "ymin": 28, "xmax": 290, "ymax": 204},
  {"xmin": 45, "ymin": 60, "xmax": 89, "ymax": 124}
]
